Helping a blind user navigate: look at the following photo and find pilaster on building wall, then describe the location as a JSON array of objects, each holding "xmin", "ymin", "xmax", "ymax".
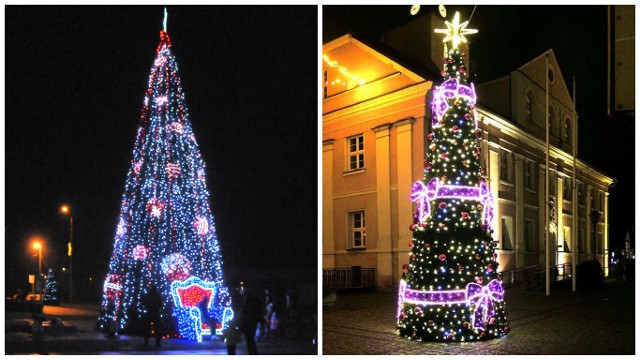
[
  {"xmin": 323, "ymin": 140, "xmax": 335, "ymax": 269},
  {"xmin": 395, "ymin": 118, "xmax": 415, "ymax": 290},
  {"xmin": 373, "ymin": 124, "xmax": 393, "ymax": 290}
]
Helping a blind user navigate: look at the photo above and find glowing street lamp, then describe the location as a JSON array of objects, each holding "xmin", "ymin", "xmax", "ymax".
[
  {"xmin": 60, "ymin": 205, "xmax": 74, "ymax": 302},
  {"xmin": 32, "ymin": 241, "xmax": 42, "ymax": 275}
]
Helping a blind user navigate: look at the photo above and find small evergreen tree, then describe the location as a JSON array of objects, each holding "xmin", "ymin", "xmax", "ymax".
[{"xmin": 43, "ymin": 268, "xmax": 60, "ymax": 305}]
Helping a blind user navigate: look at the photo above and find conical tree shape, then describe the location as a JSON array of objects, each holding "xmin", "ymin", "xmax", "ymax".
[
  {"xmin": 396, "ymin": 36, "xmax": 509, "ymax": 341},
  {"xmin": 43, "ymin": 268, "xmax": 59, "ymax": 305},
  {"xmin": 100, "ymin": 28, "xmax": 232, "ymax": 341}
]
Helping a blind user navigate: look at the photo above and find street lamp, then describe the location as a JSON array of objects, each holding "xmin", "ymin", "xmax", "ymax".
[
  {"xmin": 60, "ymin": 205, "xmax": 74, "ymax": 303},
  {"xmin": 33, "ymin": 241, "xmax": 42, "ymax": 275},
  {"xmin": 589, "ymin": 209, "xmax": 600, "ymax": 262}
]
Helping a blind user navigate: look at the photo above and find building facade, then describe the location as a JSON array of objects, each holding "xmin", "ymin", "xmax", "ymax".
[{"xmin": 322, "ymin": 22, "xmax": 613, "ymax": 291}]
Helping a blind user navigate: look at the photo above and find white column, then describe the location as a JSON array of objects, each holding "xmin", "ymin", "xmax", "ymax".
[
  {"xmin": 586, "ymin": 184, "xmax": 593, "ymax": 257},
  {"xmin": 515, "ymin": 154, "xmax": 525, "ymax": 268},
  {"xmin": 557, "ymin": 177, "xmax": 564, "ymax": 265},
  {"xmin": 604, "ymin": 191, "xmax": 610, "ymax": 276},
  {"xmin": 489, "ymin": 144, "xmax": 500, "ymax": 240},
  {"xmin": 322, "ymin": 140, "xmax": 335, "ymax": 269},
  {"xmin": 538, "ymin": 164, "xmax": 546, "ymax": 265},
  {"xmin": 395, "ymin": 118, "xmax": 415, "ymax": 286},
  {"xmin": 373, "ymin": 124, "xmax": 392, "ymax": 290}
]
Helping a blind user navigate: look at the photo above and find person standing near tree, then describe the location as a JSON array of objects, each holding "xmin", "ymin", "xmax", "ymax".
[
  {"xmin": 142, "ymin": 286, "xmax": 163, "ymax": 347},
  {"xmin": 197, "ymin": 294, "xmax": 218, "ymax": 339},
  {"xmin": 238, "ymin": 289, "xmax": 261, "ymax": 355}
]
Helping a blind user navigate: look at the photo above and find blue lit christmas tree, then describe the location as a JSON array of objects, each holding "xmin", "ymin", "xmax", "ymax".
[
  {"xmin": 43, "ymin": 268, "xmax": 59, "ymax": 305},
  {"xmin": 396, "ymin": 12, "xmax": 509, "ymax": 342},
  {"xmin": 100, "ymin": 12, "xmax": 232, "ymax": 341}
]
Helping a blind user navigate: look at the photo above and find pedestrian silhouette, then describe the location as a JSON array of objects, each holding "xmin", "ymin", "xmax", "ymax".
[
  {"xmin": 142, "ymin": 286, "xmax": 163, "ymax": 347},
  {"xmin": 106, "ymin": 297, "xmax": 118, "ymax": 338},
  {"xmin": 239, "ymin": 289, "xmax": 262, "ymax": 355},
  {"xmin": 197, "ymin": 294, "xmax": 218, "ymax": 339},
  {"xmin": 222, "ymin": 317, "xmax": 241, "ymax": 355}
]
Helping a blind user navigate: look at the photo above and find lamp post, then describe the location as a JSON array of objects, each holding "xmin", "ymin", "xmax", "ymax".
[
  {"xmin": 60, "ymin": 205, "xmax": 74, "ymax": 303},
  {"xmin": 589, "ymin": 209, "xmax": 600, "ymax": 262},
  {"xmin": 33, "ymin": 242, "xmax": 42, "ymax": 275}
]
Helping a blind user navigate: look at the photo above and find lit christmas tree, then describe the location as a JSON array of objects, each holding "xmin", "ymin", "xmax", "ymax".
[
  {"xmin": 43, "ymin": 268, "xmax": 59, "ymax": 305},
  {"xmin": 396, "ymin": 12, "xmax": 509, "ymax": 342},
  {"xmin": 100, "ymin": 11, "xmax": 232, "ymax": 341}
]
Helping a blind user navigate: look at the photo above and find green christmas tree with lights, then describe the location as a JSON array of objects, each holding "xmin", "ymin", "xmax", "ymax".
[
  {"xmin": 43, "ymin": 268, "xmax": 59, "ymax": 305},
  {"xmin": 396, "ymin": 12, "xmax": 509, "ymax": 342}
]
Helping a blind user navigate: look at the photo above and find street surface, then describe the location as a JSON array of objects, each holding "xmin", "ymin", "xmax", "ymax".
[
  {"xmin": 5, "ymin": 303, "xmax": 317, "ymax": 355},
  {"xmin": 323, "ymin": 279, "xmax": 635, "ymax": 355}
]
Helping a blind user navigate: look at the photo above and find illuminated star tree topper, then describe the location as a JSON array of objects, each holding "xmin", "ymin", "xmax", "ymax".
[{"xmin": 434, "ymin": 11, "xmax": 478, "ymax": 50}]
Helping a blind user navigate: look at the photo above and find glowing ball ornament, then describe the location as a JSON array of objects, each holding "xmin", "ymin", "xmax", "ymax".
[{"xmin": 161, "ymin": 253, "xmax": 192, "ymax": 281}]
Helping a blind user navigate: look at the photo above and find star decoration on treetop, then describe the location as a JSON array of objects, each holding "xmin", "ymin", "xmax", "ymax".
[{"xmin": 435, "ymin": 11, "xmax": 478, "ymax": 50}]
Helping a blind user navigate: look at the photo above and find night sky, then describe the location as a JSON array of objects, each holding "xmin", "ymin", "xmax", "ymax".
[
  {"xmin": 5, "ymin": 5, "xmax": 318, "ymax": 295},
  {"xmin": 324, "ymin": 5, "xmax": 635, "ymax": 256}
]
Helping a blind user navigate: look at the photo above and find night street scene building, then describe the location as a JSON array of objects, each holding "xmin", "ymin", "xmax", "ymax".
[
  {"xmin": 322, "ymin": 5, "xmax": 634, "ymax": 355},
  {"xmin": 5, "ymin": 6, "xmax": 317, "ymax": 355}
]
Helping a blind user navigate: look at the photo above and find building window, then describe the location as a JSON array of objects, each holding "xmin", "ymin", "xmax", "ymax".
[
  {"xmin": 500, "ymin": 150, "xmax": 512, "ymax": 183},
  {"xmin": 478, "ymin": 139, "xmax": 487, "ymax": 175},
  {"xmin": 525, "ymin": 91, "xmax": 534, "ymax": 122},
  {"xmin": 347, "ymin": 135, "xmax": 364, "ymax": 171},
  {"xmin": 548, "ymin": 171, "xmax": 556, "ymax": 198},
  {"xmin": 548, "ymin": 67, "xmax": 556, "ymax": 84},
  {"xmin": 578, "ymin": 182, "xmax": 585, "ymax": 205},
  {"xmin": 525, "ymin": 160, "xmax": 537, "ymax": 190},
  {"xmin": 579, "ymin": 229, "xmax": 585, "ymax": 254},
  {"xmin": 564, "ymin": 117, "xmax": 572, "ymax": 145},
  {"xmin": 597, "ymin": 232, "xmax": 603, "ymax": 255},
  {"xmin": 348, "ymin": 211, "xmax": 366, "ymax": 249},
  {"xmin": 592, "ymin": 189, "xmax": 601, "ymax": 211},
  {"xmin": 563, "ymin": 178, "xmax": 572, "ymax": 201},
  {"xmin": 525, "ymin": 219, "xmax": 537, "ymax": 251},
  {"xmin": 548, "ymin": 106, "xmax": 556, "ymax": 136},
  {"xmin": 323, "ymin": 69, "xmax": 328, "ymax": 99},
  {"xmin": 501, "ymin": 216, "xmax": 513, "ymax": 250},
  {"xmin": 563, "ymin": 226, "xmax": 571, "ymax": 252}
]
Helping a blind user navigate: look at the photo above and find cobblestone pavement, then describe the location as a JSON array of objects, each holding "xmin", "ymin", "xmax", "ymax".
[{"xmin": 323, "ymin": 279, "xmax": 635, "ymax": 355}]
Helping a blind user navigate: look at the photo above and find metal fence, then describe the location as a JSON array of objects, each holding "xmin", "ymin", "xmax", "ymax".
[
  {"xmin": 500, "ymin": 263, "xmax": 573, "ymax": 290},
  {"xmin": 323, "ymin": 267, "xmax": 376, "ymax": 289}
]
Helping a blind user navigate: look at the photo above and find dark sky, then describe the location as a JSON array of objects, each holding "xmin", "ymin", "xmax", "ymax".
[
  {"xmin": 5, "ymin": 5, "xmax": 318, "ymax": 293},
  {"xmin": 324, "ymin": 5, "xmax": 634, "ymax": 251}
]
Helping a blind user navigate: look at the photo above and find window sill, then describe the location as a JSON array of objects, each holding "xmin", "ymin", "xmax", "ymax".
[
  {"xmin": 525, "ymin": 187, "xmax": 537, "ymax": 193},
  {"xmin": 343, "ymin": 168, "xmax": 366, "ymax": 176},
  {"xmin": 347, "ymin": 247, "xmax": 367, "ymax": 252},
  {"xmin": 499, "ymin": 180, "xmax": 514, "ymax": 187}
]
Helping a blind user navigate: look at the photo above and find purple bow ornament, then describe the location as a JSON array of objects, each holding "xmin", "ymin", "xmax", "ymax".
[
  {"xmin": 465, "ymin": 279, "xmax": 504, "ymax": 330},
  {"xmin": 410, "ymin": 178, "xmax": 437, "ymax": 223}
]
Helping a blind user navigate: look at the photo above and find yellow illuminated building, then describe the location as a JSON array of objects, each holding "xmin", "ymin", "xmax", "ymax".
[{"xmin": 322, "ymin": 15, "xmax": 613, "ymax": 290}]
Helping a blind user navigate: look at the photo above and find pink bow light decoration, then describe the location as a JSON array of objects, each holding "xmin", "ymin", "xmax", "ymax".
[
  {"xmin": 410, "ymin": 178, "xmax": 494, "ymax": 228},
  {"xmin": 410, "ymin": 179, "xmax": 437, "ymax": 223},
  {"xmin": 465, "ymin": 279, "xmax": 504, "ymax": 330},
  {"xmin": 432, "ymin": 78, "xmax": 478, "ymax": 128}
]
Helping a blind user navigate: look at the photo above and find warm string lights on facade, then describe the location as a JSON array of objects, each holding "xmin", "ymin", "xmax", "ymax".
[
  {"xmin": 322, "ymin": 54, "xmax": 366, "ymax": 88},
  {"xmin": 396, "ymin": 12, "xmax": 508, "ymax": 342},
  {"xmin": 99, "ymin": 25, "xmax": 232, "ymax": 341}
]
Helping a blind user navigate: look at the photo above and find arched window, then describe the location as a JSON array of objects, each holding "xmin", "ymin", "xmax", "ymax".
[
  {"xmin": 525, "ymin": 91, "xmax": 534, "ymax": 122},
  {"xmin": 564, "ymin": 116, "xmax": 572, "ymax": 145}
]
